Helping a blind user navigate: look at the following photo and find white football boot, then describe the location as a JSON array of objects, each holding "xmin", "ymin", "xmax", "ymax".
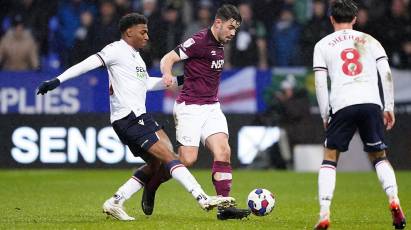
[
  {"xmin": 103, "ymin": 194, "xmax": 135, "ymax": 221},
  {"xmin": 198, "ymin": 194, "xmax": 236, "ymax": 211}
]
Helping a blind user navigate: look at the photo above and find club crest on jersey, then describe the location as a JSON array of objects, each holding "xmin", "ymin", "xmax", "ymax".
[
  {"xmin": 183, "ymin": 38, "xmax": 195, "ymax": 48},
  {"xmin": 211, "ymin": 59, "xmax": 224, "ymax": 69},
  {"xmin": 135, "ymin": 66, "xmax": 146, "ymax": 78}
]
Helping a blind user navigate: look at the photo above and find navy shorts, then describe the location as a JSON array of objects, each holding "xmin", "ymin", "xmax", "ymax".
[
  {"xmin": 112, "ymin": 112, "xmax": 162, "ymax": 159},
  {"xmin": 325, "ymin": 103, "xmax": 387, "ymax": 153}
]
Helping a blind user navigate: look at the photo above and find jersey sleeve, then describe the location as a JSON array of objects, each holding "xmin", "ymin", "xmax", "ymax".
[
  {"xmin": 174, "ymin": 36, "xmax": 204, "ymax": 60},
  {"xmin": 313, "ymin": 43, "xmax": 327, "ymax": 72},
  {"xmin": 96, "ymin": 43, "xmax": 117, "ymax": 66},
  {"xmin": 369, "ymin": 37, "xmax": 388, "ymax": 62}
]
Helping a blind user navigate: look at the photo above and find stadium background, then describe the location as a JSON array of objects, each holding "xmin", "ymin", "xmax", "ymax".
[{"xmin": 1, "ymin": 0, "xmax": 411, "ymax": 170}]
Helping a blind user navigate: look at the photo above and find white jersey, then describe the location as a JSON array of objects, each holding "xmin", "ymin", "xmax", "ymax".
[
  {"xmin": 313, "ymin": 29, "xmax": 388, "ymax": 114},
  {"xmin": 97, "ymin": 39, "xmax": 150, "ymax": 122}
]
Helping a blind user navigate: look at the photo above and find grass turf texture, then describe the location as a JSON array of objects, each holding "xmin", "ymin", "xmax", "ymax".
[{"xmin": 0, "ymin": 170, "xmax": 409, "ymax": 230}]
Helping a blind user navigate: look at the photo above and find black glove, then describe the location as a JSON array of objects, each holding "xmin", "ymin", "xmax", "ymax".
[
  {"xmin": 37, "ymin": 78, "xmax": 61, "ymax": 95},
  {"xmin": 176, "ymin": 75, "xmax": 184, "ymax": 86}
]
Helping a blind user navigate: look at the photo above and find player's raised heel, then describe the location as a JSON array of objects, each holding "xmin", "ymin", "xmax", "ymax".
[
  {"xmin": 390, "ymin": 201, "xmax": 406, "ymax": 229},
  {"xmin": 103, "ymin": 197, "xmax": 135, "ymax": 221},
  {"xmin": 141, "ymin": 187, "xmax": 156, "ymax": 215},
  {"xmin": 314, "ymin": 212, "xmax": 330, "ymax": 230}
]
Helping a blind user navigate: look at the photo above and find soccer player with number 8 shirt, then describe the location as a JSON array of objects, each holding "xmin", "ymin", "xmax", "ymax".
[{"xmin": 313, "ymin": 0, "xmax": 406, "ymax": 229}]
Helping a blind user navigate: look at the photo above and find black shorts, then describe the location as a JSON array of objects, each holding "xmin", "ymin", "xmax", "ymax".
[
  {"xmin": 112, "ymin": 112, "xmax": 162, "ymax": 160},
  {"xmin": 325, "ymin": 103, "xmax": 387, "ymax": 153}
]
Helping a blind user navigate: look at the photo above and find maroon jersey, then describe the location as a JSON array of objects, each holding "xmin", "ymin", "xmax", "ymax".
[{"xmin": 175, "ymin": 29, "xmax": 224, "ymax": 105}]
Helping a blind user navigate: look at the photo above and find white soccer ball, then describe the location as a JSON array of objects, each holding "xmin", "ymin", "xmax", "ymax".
[{"xmin": 247, "ymin": 188, "xmax": 275, "ymax": 216}]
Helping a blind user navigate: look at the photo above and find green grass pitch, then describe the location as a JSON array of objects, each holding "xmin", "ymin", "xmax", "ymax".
[{"xmin": 0, "ymin": 169, "xmax": 409, "ymax": 229}]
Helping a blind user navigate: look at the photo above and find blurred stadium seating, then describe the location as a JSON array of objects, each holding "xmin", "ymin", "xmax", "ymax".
[{"xmin": 1, "ymin": 0, "xmax": 411, "ymax": 169}]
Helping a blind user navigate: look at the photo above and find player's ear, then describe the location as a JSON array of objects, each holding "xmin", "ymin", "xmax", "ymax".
[
  {"xmin": 125, "ymin": 27, "xmax": 133, "ymax": 37},
  {"xmin": 329, "ymin": 16, "xmax": 335, "ymax": 25},
  {"xmin": 214, "ymin": 18, "xmax": 222, "ymax": 28},
  {"xmin": 352, "ymin": 16, "xmax": 357, "ymax": 25}
]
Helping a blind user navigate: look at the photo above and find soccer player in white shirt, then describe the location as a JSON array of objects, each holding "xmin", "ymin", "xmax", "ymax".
[
  {"xmin": 37, "ymin": 13, "xmax": 235, "ymax": 221},
  {"xmin": 313, "ymin": 1, "xmax": 406, "ymax": 229}
]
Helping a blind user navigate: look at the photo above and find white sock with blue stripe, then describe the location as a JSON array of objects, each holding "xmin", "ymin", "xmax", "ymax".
[
  {"xmin": 166, "ymin": 160, "xmax": 208, "ymax": 202},
  {"xmin": 374, "ymin": 158, "xmax": 399, "ymax": 203},
  {"xmin": 318, "ymin": 160, "xmax": 337, "ymax": 214}
]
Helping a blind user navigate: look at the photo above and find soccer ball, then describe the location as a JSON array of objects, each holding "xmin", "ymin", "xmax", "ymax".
[{"xmin": 247, "ymin": 188, "xmax": 275, "ymax": 216}]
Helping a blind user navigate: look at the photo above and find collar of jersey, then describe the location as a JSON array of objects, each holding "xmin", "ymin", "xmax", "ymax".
[{"xmin": 120, "ymin": 39, "xmax": 139, "ymax": 53}]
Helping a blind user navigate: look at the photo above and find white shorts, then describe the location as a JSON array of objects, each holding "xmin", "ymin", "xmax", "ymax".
[{"xmin": 173, "ymin": 102, "xmax": 229, "ymax": 147}]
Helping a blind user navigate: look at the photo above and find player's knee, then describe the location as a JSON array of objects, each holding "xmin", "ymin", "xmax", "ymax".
[
  {"xmin": 180, "ymin": 156, "xmax": 197, "ymax": 167},
  {"xmin": 157, "ymin": 146, "xmax": 178, "ymax": 163},
  {"xmin": 369, "ymin": 150, "xmax": 387, "ymax": 166},
  {"xmin": 214, "ymin": 146, "xmax": 231, "ymax": 162}
]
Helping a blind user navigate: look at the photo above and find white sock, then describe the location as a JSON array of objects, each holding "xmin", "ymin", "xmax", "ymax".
[
  {"xmin": 116, "ymin": 177, "xmax": 144, "ymax": 200},
  {"xmin": 375, "ymin": 160, "xmax": 399, "ymax": 203},
  {"xmin": 318, "ymin": 164, "xmax": 336, "ymax": 214},
  {"xmin": 169, "ymin": 165, "xmax": 208, "ymax": 202}
]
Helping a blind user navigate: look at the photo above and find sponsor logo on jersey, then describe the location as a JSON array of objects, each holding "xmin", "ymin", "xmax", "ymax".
[
  {"xmin": 135, "ymin": 66, "xmax": 146, "ymax": 78},
  {"xmin": 211, "ymin": 59, "xmax": 224, "ymax": 69}
]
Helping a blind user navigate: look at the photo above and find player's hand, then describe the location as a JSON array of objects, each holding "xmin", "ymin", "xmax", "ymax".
[
  {"xmin": 162, "ymin": 73, "xmax": 173, "ymax": 87},
  {"xmin": 322, "ymin": 117, "xmax": 329, "ymax": 130},
  {"xmin": 323, "ymin": 121, "xmax": 328, "ymax": 130},
  {"xmin": 383, "ymin": 111, "xmax": 395, "ymax": 130},
  {"xmin": 37, "ymin": 78, "xmax": 61, "ymax": 95}
]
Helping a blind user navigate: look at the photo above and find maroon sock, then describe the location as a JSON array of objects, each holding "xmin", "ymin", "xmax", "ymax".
[
  {"xmin": 212, "ymin": 161, "xmax": 232, "ymax": 197},
  {"xmin": 146, "ymin": 164, "xmax": 171, "ymax": 192}
]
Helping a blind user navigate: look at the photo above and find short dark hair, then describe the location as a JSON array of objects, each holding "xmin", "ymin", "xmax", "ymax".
[
  {"xmin": 215, "ymin": 4, "xmax": 242, "ymax": 23},
  {"xmin": 118, "ymin": 13, "xmax": 148, "ymax": 33},
  {"xmin": 330, "ymin": 0, "xmax": 358, "ymax": 23}
]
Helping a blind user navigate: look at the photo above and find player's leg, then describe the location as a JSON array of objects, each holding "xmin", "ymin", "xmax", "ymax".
[
  {"xmin": 174, "ymin": 102, "xmax": 203, "ymax": 167},
  {"xmin": 142, "ymin": 162, "xmax": 170, "ymax": 215},
  {"xmin": 103, "ymin": 139, "xmax": 163, "ymax": 220},
  {"xmin": 202, "ymin": 103, "xmax": 250, "ymax": 220},
  {"xmin": 204, "ymin": 133, "xmax": 232, "ymax": 197},
  {"xmin": 117, "ymin": 144, "xmax": 161, "ymax": 199},
  {"xmin": 178, "ymin": 146, "xmax": 200, "ymax": 166},
  {"xmin": 141, "ymin": 129, "xmax": 175, "ymax": 215},
  {"xmin": 357, "ymin": 104, "xmax": 405, "ymax": 229},
  {"xmin": 142, "ymin": 102, "xmax": 203, "ymax": 214},
  {"xmin": 315, "ymin": 106, "xmax": 356, "ymax": 229},
  {"xmin": 315, "ymin": 148, "xmax": 340, "ymax": 229},
  {"xmin": 103, "ymin": 113, "xmax": 161, "ymax": 220},
  {"xmin": 147, "ymin": 129, "xmax": 235, "ymax": 210},
  {"xmin": 368, "ymin": 150, "xmax": 405, "ymax": 229},
  {"xmin": 201, "ymin": 103, "xmax": 232, "ymax": 197}
]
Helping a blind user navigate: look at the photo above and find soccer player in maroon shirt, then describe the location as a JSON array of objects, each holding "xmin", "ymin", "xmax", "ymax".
[{"xmin": 140, "ymin": 4, "xmax": 250, "ymax": 220}]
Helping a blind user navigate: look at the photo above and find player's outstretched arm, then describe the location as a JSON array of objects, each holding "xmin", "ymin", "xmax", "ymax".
[
  {"xmin": 147, "ymin": 75, "xmax": 184, "ymax": 91},
  {"xmin": 37, "ymin": 55, "xmax": 103, "ymax": 95},
  {"xmin": 314, "ymin": 70, "xmax": 330, "ymax": 129},
  {"xmin": 160, "ymin": 50, "xmax": 182, "ymax": 87}
]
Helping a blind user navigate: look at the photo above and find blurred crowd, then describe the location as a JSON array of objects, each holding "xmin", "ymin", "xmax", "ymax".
[{"xmin": 0, "ymin": 0, "xmax": 410, "ymax": 71}]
